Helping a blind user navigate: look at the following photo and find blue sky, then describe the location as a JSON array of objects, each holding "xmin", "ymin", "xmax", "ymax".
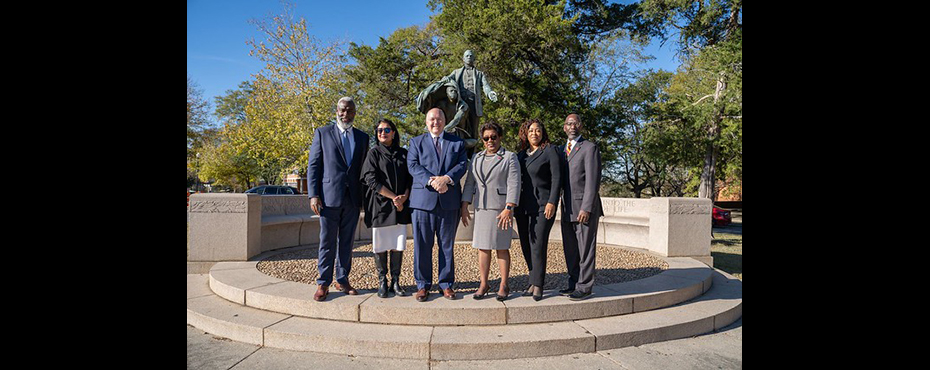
[{"xmin": 188, "ymin": 0, "xmax": 679, "ymax": 109}]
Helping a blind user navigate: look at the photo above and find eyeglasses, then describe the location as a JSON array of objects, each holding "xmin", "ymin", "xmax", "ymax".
[
  {"xmin": 377, "ymin": 128, "xmax": 393, "ymax": 134},
  {"xmin": 482, "ymin": 135, "xmax": 498, "ymax": 142}
]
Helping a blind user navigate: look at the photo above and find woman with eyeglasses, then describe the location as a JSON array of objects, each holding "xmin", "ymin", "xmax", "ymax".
[
  {"xmin": 461, "ymin": 121, "xmax": 522, "ymax": 301},
  {"xmin": 361, "ymin": 119, "xmax": 413, "ymax": 298},
  {"xmin": 514, "ymin": 119, "xmax": 562, "ymax": 301}
]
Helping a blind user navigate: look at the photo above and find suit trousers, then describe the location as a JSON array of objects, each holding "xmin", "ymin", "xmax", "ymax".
[
  {"xmin": 316, "ymin": 205, "xmax": 360, "ymax": 287},
  {"xmin": 412, "ymin": 208, "xmax": 458, "ymax": 291},
  {"xmin": 560, "ymin": 218, "xmax": 598, "ymax": 294},
  {"xmin": 515, "ymin": 211, "xmax": 555, "ymax": 287}
]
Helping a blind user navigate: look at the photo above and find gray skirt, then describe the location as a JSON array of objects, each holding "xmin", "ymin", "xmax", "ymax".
[{"xmin": 471, "ymin": 209, "xmax": 513, "ymax": 250}]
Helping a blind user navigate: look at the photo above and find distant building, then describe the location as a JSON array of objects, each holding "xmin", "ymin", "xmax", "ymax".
[{"xmin": 285, "ymin": 173, "xmax": 308, "ymax": 194}]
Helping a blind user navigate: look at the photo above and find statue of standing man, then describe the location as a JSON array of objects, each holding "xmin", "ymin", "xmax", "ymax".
[
  {"xmin": 446, "ymin": 50, "xmax": 498, "ymax": 156},
  {"xmin": 415, "ymin": 49, "xmax": 499, "ymax": 157}
]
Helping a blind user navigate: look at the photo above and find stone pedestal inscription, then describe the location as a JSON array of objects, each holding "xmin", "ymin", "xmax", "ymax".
[{"xmin": 188, "ymin": 193, "xmax": 261, "ymax": 261}]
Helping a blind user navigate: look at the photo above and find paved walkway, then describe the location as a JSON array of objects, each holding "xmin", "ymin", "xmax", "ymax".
[{"xmin": 187, "ymin": 318, "xmax": 741, "ymax": 369}]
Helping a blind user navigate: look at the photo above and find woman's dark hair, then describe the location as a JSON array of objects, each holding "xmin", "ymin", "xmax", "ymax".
[
  {"xmin": 375, "ymin": 118, "xmax": 400, "ymax": 148},
  {"xmin": 517, "ymin": 119, "xmax": 550, "ymax": 151},
  {"xmin": 479, "ymin": 121, "xmax": 503, "ymax": 138}
]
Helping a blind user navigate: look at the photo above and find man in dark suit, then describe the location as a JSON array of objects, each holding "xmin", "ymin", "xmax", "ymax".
[
  {"xmin": 307, "ymin": 97, "xmax": 370, "ymax": 301},
  {"xmin": 407, "ymin": 108, "xmax": 469, "ymax": 301},
  {"xmin": 559, "ymin": 113, "xmax": 603, "ymax": 301}
]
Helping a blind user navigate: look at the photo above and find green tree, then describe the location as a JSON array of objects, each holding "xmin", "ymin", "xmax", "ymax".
[
  {"xmin": 599, "ymin": 69, "xmax": 674, "ymax": 197},
  {"xmin": 247, "ymin": 2, "xmax": 347, "ymax": 127},
  {"xmin": 344, "ymin": 22, "xmax": 447, "ymax": 144},
  {"xmin": 637, "ymin": 0, "xmax": 742, "ymax": 200},
  {"xmin": 197, "ymin": 3, "xmax": 349, "ymax": 187},
  {"xmin": 188, "ymin": 76, "xmax": 220, "ymax": 189},
  {"xmin": 225, "ymin": 75, "xmax": 311, "ymax": 185},
  {"xmin": 197, "ymin": 136, "xmax": 260, "ymax": 192},
  {"xmin": 214, "ymin": 81, "xmax": 254, "ymax": 126},
  {"xmin": 187, "ymin": 76, "xmax": 215, "ymax": 154},
  {"xmin": 233, "ymin": 2, "xmax": 348, "ymax": 183}
]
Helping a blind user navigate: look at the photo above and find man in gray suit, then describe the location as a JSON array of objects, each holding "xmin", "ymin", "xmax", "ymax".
[{"xmin": 559, "ymin": 114, "xmax": 603, "ymax": 301}]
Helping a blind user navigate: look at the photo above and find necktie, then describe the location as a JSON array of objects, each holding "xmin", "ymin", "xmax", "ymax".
[
  {"xmin": 343, "ymin": 130, "xmax": 352, "ymax": 164},
  {"xmin": 434, "ymin": 136, "xmax": 442, "ymax": 158},
  {"xmin": 566, "ymin": 141, "xmax": 573, "ymax": 156}
]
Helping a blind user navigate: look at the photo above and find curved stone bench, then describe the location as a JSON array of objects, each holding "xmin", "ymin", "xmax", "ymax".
[
  {"xmin": 207, "ymin": 247, "xmax": 711, "ymax": 326},
  {"xmin": 188, "ymin": 194, "xmax": 714, "ymax": 271}
]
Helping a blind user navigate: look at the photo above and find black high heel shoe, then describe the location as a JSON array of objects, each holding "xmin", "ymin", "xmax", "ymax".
[
  {"xmin": 473, "ymin": 286, "xmax": 490, "ymax": 300},
  {"xmin": 496, "ymin": 286, "xmax": 510, "ymax": 301},
  {"xmin": 532, "ymin": 286, "xmax": 543, "ymax": 301}
]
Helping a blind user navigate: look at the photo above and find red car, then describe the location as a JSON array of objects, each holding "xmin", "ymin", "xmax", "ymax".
[{"xmin": 712, "ymin": 206, "xmax": 732, "ymax": 226}]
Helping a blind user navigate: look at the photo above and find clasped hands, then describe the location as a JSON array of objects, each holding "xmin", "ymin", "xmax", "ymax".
[
  {"xmin": 391, "ymin": 193, "xmax": 407, "ymax": 211},
  {"xmin": 429, "ymin": 175, "xmax": 452, "ymax": 194}
]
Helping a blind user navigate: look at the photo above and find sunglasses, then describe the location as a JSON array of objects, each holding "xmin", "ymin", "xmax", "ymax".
[
  {"xmin": 376, "ymin": 127, "xmax": 393, "ymax": 134},
  {"xmin": 482, "ymin": 135, "xmax": 499, "ymax": 142}
]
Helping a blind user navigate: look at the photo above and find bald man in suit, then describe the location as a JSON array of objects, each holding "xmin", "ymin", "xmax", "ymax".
[
  {"xmin": 407, "ymin": 108, "xmax": 469, "ymax": 301},
  {"xmin": 559, "ymin": 113, "xmax": 603, "ymax": 301}
]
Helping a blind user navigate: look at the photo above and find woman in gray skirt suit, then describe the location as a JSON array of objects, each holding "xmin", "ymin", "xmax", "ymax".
[{"xmin": 461, "ymin": 121, "xmax": 521, "ymax": 301}]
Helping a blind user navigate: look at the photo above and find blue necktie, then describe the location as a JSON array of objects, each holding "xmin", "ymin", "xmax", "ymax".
[{"xmin": 343, "ymin": 130, "xmax": 352, "ymax": 165}]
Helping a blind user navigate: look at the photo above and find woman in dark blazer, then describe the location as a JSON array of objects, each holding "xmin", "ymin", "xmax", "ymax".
[
  {"xmin": 514, "ymin": 119, "xmax": 562, "ymax": 301},
  {"xmin": 361, "ymin": 119, "xmax": 412, "ymax": 298}
]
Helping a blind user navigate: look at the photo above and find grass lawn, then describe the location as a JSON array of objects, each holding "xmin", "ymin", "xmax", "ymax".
[{"xmin": 711, "ymin": 229, "xmax": 742, "ymax": 281}]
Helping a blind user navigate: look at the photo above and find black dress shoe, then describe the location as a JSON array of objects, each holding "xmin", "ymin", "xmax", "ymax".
[
  {"xmin": 568, "ymin": 290, "xmax": 592, "ymax": 301},
  {"xmin": 533, "ymin": 286, "xmax": 543, "ymax": 301},
  {"xmin": 558, "ymin": 288, "xmax": 574, "ymax": 296}
]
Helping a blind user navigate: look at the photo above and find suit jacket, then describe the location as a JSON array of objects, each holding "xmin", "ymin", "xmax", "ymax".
[
  {"xmin": 515, "ymin": 144, "xmax": 562, "ymax": 215},
  {"xmin": 446, "ymin": 66, "xmax": 494, "ymax": 117},
  {"xmin": 560, "ymin": 137, "xmax": 603, "ymax": 220},
  {"xmin": 307, "ymin": 123, "xmax": 370, "ymax": 208},
  {"xmin": 462, "ymin": 148, "xmax": 521, "ymax": 210},
  {"xmin": 407, "ymin": 132, "xmax": 468, "ymax": 211}
]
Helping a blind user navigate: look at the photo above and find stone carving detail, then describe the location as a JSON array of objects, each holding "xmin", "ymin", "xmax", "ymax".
[
  {"xmin": 603, "ymin": 199, "xmax": 639, "ymax": 215},
  {"xmin": 190, "ymin": 200, "xmax": 247, "ymax": 213},
  {"xmin": 669, "ymin": 203, "xmax": 711, "ymax": 215}
]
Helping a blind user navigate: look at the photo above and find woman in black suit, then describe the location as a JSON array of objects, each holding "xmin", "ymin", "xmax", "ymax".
[{"xmin": 514, "ymin": 119, "xmax": 562, "ymax": 301}]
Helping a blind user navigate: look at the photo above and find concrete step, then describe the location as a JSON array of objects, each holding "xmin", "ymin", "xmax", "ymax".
[
  {"xmin": 186, "ymin": 269, "xmax": 741, "ymax": 360},
  {"xmin": 206, "ymin": 256, "xmax": 713, "ymax": 326}
]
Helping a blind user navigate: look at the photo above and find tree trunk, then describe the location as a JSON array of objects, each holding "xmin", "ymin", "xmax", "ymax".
[
  {"xmin": 698, "ymin": 144, "xmax": 717, "ymax": 200},
  {"xmin": 698, "ymin": 73, "xmax": 727, "ymax": 201}
]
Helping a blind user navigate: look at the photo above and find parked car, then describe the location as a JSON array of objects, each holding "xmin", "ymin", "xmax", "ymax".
[
  {"xmin": 712, "ymin": 206, "xmax": 732, "ymax": 226},
  {"xmin": 244, "ymin": 185, "xmax": 301, "ymax": 195}
]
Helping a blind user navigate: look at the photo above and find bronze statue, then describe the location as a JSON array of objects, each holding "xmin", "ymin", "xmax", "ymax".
[{"xmin": 416, "ymin": 49, "xmax": 498, "ymax": 156}]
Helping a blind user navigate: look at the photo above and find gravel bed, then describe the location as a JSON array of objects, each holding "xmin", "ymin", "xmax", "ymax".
[{"xmin": 256, "ymin": 240, "xmax": 668, "ymax": 291}]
